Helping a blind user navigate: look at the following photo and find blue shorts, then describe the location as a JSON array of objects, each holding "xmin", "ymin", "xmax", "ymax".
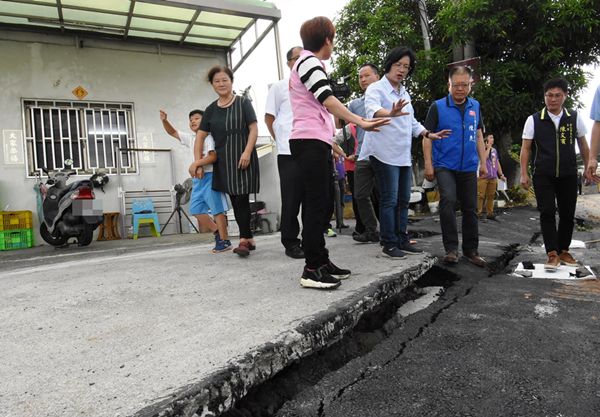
[{"xmin": 189, "ymin": 173, "xmax": 229, "ymax": 216}]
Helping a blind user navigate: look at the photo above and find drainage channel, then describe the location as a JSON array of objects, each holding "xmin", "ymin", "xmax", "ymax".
[{"xmin": 218, "ymin": 265, "xmax": 461, "ymax": 417}]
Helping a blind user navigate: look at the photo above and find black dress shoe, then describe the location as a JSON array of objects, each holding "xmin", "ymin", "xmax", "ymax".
[{"xmin": 285, "ymin": 245, "xmax": 305, "ymax": 259}]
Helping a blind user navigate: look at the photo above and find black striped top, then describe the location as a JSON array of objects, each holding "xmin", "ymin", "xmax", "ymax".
[
  {"xmin": 296, "ymin": 55, "xmax": 333, "ymax": 104},
  {"xmin": 199, "ymin": 96, "xmax": 260, "ymax": 195}
]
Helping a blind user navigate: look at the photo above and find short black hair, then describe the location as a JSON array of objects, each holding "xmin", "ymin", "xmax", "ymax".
[
  {"xmin": 286, "ymin": 46, "xmax": 303, "ymax": 62},
  {"xmin": 383, "ymin": 46, "xmax": 416, "ymax": 77},
  {"xmin": 358, "ymin": 63, "xmax": 379, "ymax": 76},
  {"xmin": 189, "ymin": 109, "xmax": 204, "ymax": 118},
  {"xmin": 544, "ymin": 77, "xmax": 569, "ymax": 94},
  {"xmin": 448, "ymin": 66, "xmax": 472, "ymax": 81},
  {"xmin": 483, "ymin": 132, "xmax": 493, "ymax": 139},
  {"xmin": 207, "ymin": 66, "xmax": 234, "ymax": 83}
]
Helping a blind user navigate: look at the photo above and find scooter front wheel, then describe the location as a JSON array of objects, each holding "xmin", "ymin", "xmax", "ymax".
[{"xmin": 40, "ymin": 223, "xmax": 69, "ymax": 246}]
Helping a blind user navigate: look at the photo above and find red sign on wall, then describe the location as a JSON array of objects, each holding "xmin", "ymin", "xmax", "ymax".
[{"xmin": 72, "ymin": 86, "xmax": 88, "ymax": 100}]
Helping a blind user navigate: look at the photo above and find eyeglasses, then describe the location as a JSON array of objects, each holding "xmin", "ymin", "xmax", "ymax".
[
  {"xmin": 545, "ymin": 93, "xmax": 565, "ymax": 99},
  {"xmin": 450, "ymin": 83, "xmax": 471, "ymax": 89},
  {"xmin": 391, "ymin": 63, "xmax": 412, "ymax": 72},
  {"xmin": 289, "ymin": 55, "xmax": 300, "ymax": 62}
]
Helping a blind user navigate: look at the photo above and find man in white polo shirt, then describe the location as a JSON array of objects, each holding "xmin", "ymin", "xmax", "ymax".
[{"xmin": 265, "ymin": 46, "xmax": 305, "ymax": 259}]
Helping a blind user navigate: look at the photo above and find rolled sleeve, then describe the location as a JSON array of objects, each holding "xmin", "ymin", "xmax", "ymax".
[
  {"xmin": 522, "ymin": 115, "xmax": 534, "ymax": 139},
  {"xmin": 411, "ymin": 117, "xmax": 425, "ymax": 137},
  {"xmin": 364, "ymin": 84, "xmax": 383, "ymax": 119}
]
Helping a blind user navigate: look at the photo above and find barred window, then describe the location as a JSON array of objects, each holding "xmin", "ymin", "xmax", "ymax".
[{"xmin": 22, "ymin": 99, "xmax": 138, "ymax": 177}]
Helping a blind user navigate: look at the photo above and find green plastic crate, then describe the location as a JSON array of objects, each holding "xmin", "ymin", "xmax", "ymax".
[
  {"xmin": 0, "ymin": 228, "xmax": 34, "ymax": 250},
  {"xmin": 0, "ymin": 210, "xmax": 33, "ymax": 231}
]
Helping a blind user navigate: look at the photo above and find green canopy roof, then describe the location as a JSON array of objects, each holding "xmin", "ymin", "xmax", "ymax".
[{"xmin": 0, "ymin": 0, "xmax": 281, "ymax": 50}]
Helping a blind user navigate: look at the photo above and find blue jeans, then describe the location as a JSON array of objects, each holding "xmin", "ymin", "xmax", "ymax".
[
  {"xmin": 435, "ymin": 167, "xmax": 479, "ymax": 254},
  {"xmin": 369, "ymin": 157, "xmax": 411, "ymax": 248}
]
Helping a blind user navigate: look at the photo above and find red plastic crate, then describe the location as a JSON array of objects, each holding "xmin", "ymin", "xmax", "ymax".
[
  {"xmin": 0, "ymin": 211, "xmax": 33, "ymax": 231},
  {"xmin": 0, "ymin": 229, "xmax": 34, "ymax": 251}
]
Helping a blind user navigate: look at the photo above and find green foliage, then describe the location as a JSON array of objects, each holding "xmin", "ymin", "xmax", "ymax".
[
  {"xmin": 332, "ymin": 0, "xmax": 450, "ymax": 122},
  {"xmin": 436, "ymin": 0, "xmax": 600, "ymax": 145},
  {"xmin": 332, "ymin": 0, "xmax": 600, "ymax": 155},
  {"xmin": 509, "ymin": 143, "xmax": 521, "ymax": 163},
  {"xmin": 506, "ymin": 185, "xmax": 530, "ymax": 205}
]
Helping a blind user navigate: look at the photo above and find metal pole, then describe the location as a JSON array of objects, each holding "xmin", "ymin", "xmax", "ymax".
[
  {"xmin": 416, "ymin": 0, "xmax": 431, "ymax": 53},
  {"xmin": 169, "ymin": 149, "xmax": 179, "ymax": 233},
  {"xmin": 116, "ymin": 147, "xmax": 126, "ymax": 238},
  {"xmin": 274, "ymin": 22, "xmax": 284, "ymax": 80}
]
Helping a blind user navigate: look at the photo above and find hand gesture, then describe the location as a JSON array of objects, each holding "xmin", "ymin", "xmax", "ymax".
[
  {"xmin": 428, "ymin": 129, "xmax": 451, "ymax": 140},
  {"xmin": 333, "ymin": 153, "xmax": 341, "ymax": 163},
  {"xmin": 479, "ymin": 165, "xmax": 488, "ymax": 179},
  {"xmin": 424, "ymin": 163, "xmax": 435, "ymax": 181},
  {"xmin": 587, "ymin": 160, "xmax": 599, "ymax": 184},
  {"xmin": 195, "ymin": 166, "xmax": 205, "ymax": 179},
  {"xmin": 238, "ymin": 151, "xmax": 251, "ymax": 169},
  {"xmin": 389, "ymin": 99, "xmax": 410, "ymax": 117},
  {"xmin": 520, "ymin": 173, "xmax": 531, "ymax": 190},
  {"xmin": 357, "ymin": 117, "xmax": 391, "ymax": 132},
  {"xmin": 346, "ymin": 155, "xmax": 356, "ymax": 162},
  {"xmin": 188, "ymin": 161, "xmax": 198, "ymax": 178},
  {"xmin": 159, "ymin": 110, "xmax": 167, "ymax": 121}
]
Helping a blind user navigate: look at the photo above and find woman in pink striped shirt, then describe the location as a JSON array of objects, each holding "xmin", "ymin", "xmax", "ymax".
[{"xmin": 289, "ymin": 16, "xmax": 389, "ymax": 290}]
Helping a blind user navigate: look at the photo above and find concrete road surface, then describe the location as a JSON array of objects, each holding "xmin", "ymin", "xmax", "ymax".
[{"xmin": 0, "ymin": 228, "xmax": 432, "ymax": 417}]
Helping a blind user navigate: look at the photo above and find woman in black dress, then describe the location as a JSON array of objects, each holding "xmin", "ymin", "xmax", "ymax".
[{"xmin": 190, "ymin": 66, "xmax": 259, "ymax": 257}]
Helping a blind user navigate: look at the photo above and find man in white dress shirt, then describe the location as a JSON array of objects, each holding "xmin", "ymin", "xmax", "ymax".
[{"xmin": 265, "ymin": 46, "xmax": 305, "ymax": 259}]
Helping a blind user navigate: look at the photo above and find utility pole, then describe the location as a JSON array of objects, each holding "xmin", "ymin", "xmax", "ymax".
[{"xmin": 416, "ymin": 0, "xmax": 431, "ymax": 53}]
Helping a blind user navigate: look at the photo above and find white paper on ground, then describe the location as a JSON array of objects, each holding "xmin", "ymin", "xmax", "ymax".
[
  {"xmin": 541, "ymin": 240, "xmax": 586, "ymax": 249},
  {"xmin": 513, "ymin": 263, "xmax": 596, "ymax": 280}
]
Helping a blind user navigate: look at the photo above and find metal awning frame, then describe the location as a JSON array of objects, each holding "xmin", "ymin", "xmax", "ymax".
[{"xmin": 0, "ymin": 0, "xmax": 282, "ymax": 57}]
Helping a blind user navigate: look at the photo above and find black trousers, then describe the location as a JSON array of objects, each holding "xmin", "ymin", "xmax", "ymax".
[
  {"xmin": 532, "ymin": 174, "xmax": 577, "ymax": 254},
  {"xmin": 290, "ymin": 139, "xmax": 332, "ymax": 269},
  {"xmin": 346, "ymin": 171, "xmax": 365, "ymax": 233},
  {"xmin": 229, "ymin": 194, "xmax": 252, "ymax": 239},
  {"xmin": 277, "ymin": 154, "xmax": 303, "ymax": 249}
]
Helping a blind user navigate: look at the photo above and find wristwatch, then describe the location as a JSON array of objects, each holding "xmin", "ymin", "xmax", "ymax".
[{"xmin": 424, "ymin": 131, "xmax": 430, "ymax": 138}]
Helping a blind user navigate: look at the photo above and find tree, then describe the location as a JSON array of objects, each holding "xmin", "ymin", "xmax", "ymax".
[
  {"xmin": 333, "ymin": 0, "xmax": 450, "ymax": 122},
  {"xmin": 437, "ymin": 0, "xmax": 600, "ymax": 182},
  {"xmin": 332, "ymin": 0, "xmax": 600, "ymax": 183},
  {"xmin": 332, "ymin": 0, "xmax": 449, "ymax": 165}
]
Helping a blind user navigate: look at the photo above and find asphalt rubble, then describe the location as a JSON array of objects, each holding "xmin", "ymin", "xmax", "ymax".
[{"xmin": 0, "ymin": 194, "xmax": 598, "ymax": 417}]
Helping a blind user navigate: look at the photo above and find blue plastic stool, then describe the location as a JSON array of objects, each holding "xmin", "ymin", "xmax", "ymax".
[{"xmin": 132, "ymin": 198, "xmax": 161, "ymax": 239}]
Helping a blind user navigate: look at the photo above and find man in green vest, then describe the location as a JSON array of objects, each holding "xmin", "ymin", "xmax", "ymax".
[{"xmin": 520, "ymin": 77, "xmax": 591, "ymax": 269}]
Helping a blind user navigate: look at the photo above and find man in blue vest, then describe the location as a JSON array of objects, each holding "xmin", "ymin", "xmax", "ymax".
[
  {"xmin": 423, "ymin": 66, "xmax": 487, "ymax": 267},
  {"xmin": 520, "ymin": 77, "xmax": 591, "ymax": 269}
]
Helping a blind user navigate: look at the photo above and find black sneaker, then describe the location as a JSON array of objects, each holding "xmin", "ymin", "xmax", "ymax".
[
  {"xmin": 323, "ymin": 261, "xmax": 351, "ymax": 279},
  {"xmin": 301, "ymin": 267, "xmax": 341, "ymax": 289},
  {"xmin": 352, "ymin": 229, "xmax": 380, "ymax": 243},
  {"xmin": 285, "ymin": 245, "xmax": 305, "ymax": 259},
  {"xmin": 398, "ymin": 243, "xmax": 424, "ymax": 255}
]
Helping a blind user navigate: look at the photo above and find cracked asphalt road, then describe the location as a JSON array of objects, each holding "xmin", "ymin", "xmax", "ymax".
[{"xmin": 276, "ymin": 201, "xmax": 600, "ymax": 417}]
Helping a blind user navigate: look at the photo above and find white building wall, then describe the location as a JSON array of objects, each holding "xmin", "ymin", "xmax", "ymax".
[{"xmin": 0, "ymin": 31, "xmax": 231, "ymax": 242}]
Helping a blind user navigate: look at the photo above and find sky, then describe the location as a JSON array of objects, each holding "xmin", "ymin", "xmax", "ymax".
[{"xmin": 233, "ymin": 0, "xmax": 599, "ymax": 139}]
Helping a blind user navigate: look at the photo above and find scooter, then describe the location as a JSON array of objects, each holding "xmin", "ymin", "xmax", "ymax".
[{"xmin": 34, "ymin": 168, "xmax": 104, "ymax": 247}]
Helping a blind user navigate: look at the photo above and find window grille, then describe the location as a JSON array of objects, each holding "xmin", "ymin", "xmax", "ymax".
[{"xmin": 22, "ymin": 99, "xmax": 138, "ymax": 177}]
